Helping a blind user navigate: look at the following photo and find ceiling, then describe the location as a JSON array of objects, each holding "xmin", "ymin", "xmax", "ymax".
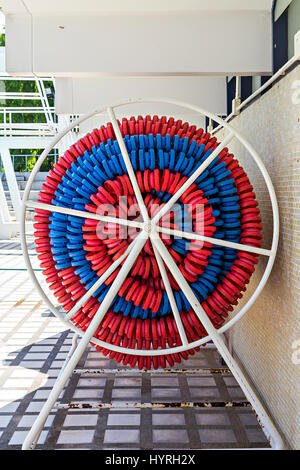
[{"xmin": 0, "ymin": 0, "xmax": 274, "ymax": 15}]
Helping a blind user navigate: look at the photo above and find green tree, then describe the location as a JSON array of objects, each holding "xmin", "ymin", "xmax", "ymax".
[{"xmin": 0, "ymin": 77, "xmax": 56, "ymax": 172}]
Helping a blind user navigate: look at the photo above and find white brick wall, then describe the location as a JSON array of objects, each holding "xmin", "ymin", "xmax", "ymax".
[{"xmin": 217, "ymin": 65, "xmax": 300, "ymax": 449}]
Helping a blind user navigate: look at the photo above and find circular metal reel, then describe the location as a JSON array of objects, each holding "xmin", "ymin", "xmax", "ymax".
[{"xmin": 21, "ymin": 98, "xmax": 279, "ymax": 357}]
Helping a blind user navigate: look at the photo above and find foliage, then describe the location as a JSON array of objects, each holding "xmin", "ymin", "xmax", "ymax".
[
  {"xmin": 1, "ymin": 79, "xmax": 55, "ymax": 120},
  {"xmin": 1, "ymin": 77, "xmax": 56, "ymax": 171}
]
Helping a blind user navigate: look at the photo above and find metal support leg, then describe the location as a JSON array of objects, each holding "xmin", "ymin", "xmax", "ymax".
[
  {"xmin": 0, "ymin": 176, "xmax": 17, "ymax": 238},
  {"xmin": 22, "ymin": 232, "xmax": 147, "ymax": 449},
  {"xmin": 0, "ymin": 147, "xmax": 22, "ymax": 222},
  {"xmin": 150, "ymin": 233, "xmax": 286, "ymax": 450}
]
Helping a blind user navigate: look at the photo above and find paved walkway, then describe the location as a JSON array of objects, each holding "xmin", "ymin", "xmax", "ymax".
[{"xmin": 0, "ymin": 237, "xmax": 270, "ymax": 449}]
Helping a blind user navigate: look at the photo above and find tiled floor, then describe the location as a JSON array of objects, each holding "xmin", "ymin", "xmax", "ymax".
[{"xmin": 0, "ymin": 237, "xmax": 270, "ymax": 450}]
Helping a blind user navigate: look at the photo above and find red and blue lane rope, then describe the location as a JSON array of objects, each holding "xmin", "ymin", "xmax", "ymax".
[{"xmin": 33, "ymin": 115, "xmax": 262, "ymax": 369}]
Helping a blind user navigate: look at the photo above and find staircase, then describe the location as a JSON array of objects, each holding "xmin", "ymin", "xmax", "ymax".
[{"xmin": 1, "ymin": 172, "xmax": 46, "ymax": 222}]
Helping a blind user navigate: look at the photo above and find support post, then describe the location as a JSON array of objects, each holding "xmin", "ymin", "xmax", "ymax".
[{"xmin": 0, "ymin": 146, "xmax": 22, "ymax": 222}]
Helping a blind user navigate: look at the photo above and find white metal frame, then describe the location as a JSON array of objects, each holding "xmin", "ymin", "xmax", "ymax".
[
  {"xmin": 212, "ymin": 49, "xmax": 300, "ymax": 135},
  {"xmin": 0, "ymin": 75, "xmax": 58, "ymax": 237},
  {"xmin": 0, "ymin": 146, "xmax": 20, "ymax": 238},
  {"xmin": 20, "ymin": 98, "xmax": 286, "ymax": 450},
  {"xmin": 0, "ymin": 76, "xmax": 57, "ymax": 136}
]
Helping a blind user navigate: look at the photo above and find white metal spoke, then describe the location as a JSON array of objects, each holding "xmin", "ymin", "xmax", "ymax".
[
  {"xmin": 150, "ymin": 231, "xmax": 220, "ymax": 338},
  {"xmin": 152, "ymin": 131, "xmax": 234, "ymax": 224},
  {"xmin": 66, "ymin": 235, "xmax": 142, "ymax": 320},
  {"xmin": 107, "ymin": 107, "xmax": 149, "ymax": 222},
  {"xmin": 157, "ymin": 226, "xmax": 272, "ymax": 257},
  {"xmin": 151, "ymin": 241, "xmax": 188, "ymax": 346},
  {"xmin": 25, "ymin": 200, "xmax": 144, "ymax": 229},
  {"xmin": 80, "ymin": 229, "xmax": 147, "ymax": 333},
  {"xmin": 21, "ymin": 230, "xmax": 147, "ymax": 451}
]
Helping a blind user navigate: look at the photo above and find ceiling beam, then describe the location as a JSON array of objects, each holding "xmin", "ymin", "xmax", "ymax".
[{"xmin": 5, "ymin": 10, "xmax": 272, "ymax": 76}]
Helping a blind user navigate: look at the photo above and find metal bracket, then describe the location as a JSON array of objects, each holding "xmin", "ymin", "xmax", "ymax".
[{"xmin": 232, "ymin": 97, "xmax": 241, "ymax": 116}]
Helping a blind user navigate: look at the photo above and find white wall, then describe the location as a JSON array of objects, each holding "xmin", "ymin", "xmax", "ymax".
[
  {"xmin": 5, "ymin": 10, "xmax": 272, "ymax": 76},
  {"xmin": 215, "ymin": 65, "xmax": 300, "ymax": 449},
  {"xmin": 55, "ymin": 76, "xmax": 227, "ymax": 116}
]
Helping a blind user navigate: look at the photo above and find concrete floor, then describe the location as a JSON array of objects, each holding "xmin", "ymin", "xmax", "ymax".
[{"xmin": 0, "ymin": 237, "xmax": 270, "ymax": 450}]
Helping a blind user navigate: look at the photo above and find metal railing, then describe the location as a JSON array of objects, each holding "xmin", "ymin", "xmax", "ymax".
[
  {"xmin": 0, "ymin": 107, "xmax": 58, "ymax": 136},
  {"xmin": 0, "ymin": 75, "xmax": 58, "ymax": 136},
  {"xmin": 212, "ymin": 54, "xmax": 300, "ymax": 135},
  {"xmin": 0, "ymin": 151, "xmax": 58, "ymax": 173}
]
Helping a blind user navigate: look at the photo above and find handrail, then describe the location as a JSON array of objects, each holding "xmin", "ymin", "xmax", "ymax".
[
  {"xmin": 0, "ymin": 123, "xmax": 57, "ymax": 128},
  {"xmin": 0, "ymin": 92, "xmax": 42, "ymax": 99},
  {"xmin": 0, "ymin": 130, "xmax": 58, "ymax": 136},
  {"xmin": 212, "ymin": 54, "xmax": 299, "ymax": 135},
  {"xmin": 0, "ymin": 107, "xmax": 55, "ymax": 112},
  {"xmin": 0, "ymin": 152, "xmax": 58, "ymax": 172},
  {"xmin": 0, "ymin": 75, "xmax": 56, "ymax": 135}
]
